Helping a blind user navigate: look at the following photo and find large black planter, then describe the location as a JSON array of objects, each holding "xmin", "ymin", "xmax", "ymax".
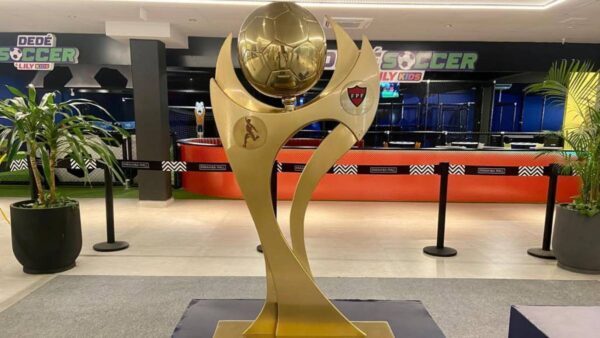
[
  {"xmin": 553, "ymin": 205, "xmax": 600, "ymax": 274},
  {"xmin": 10, "ymin": 200, "xmax": 82, "ymax": 274}
]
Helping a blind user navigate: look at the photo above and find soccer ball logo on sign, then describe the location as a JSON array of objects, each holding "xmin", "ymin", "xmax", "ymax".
[
  {"xmin": 397, "ymin": 51, "xmax": 416, "ymax": 70},
  {"xmin": 9, "ymin": 48, "xmax": 22, "ymax": 61}
]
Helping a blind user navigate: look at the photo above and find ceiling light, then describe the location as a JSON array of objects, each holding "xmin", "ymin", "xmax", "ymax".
[
  {"xmin": 108, "ymin": 0, "xmax": 568, "ymax": 10},
  {"xmin": 140, "ymin": 7, "xmax": 148, "ymax": 20},
  {"xmin": 559, "ymin": 17, "xmax": 588, "ymax": 24},
  {"xmin": 324, "ymin": 17, "xmax": 373, "ymax": 30}
]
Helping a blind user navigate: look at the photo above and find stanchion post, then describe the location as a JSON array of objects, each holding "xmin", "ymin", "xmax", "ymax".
[
  {"xmin": 527, "ymin": 164, "xmax": 558, "ymax": 259},
  {"xmin": 424, "ymin": 162, "xmax": 457, "ymax": 257},
  {"xmin": 257, "ymin": 161, "xmax": 278, "ymax": 253},
  {"xmin": 93, "ymin": 164, "xmax": 129, "ymax": 252},
  {"xmin": 171, "ymin": 132, "xmax": 182, "ymax": 189},
  {"xmin": 125, "ymin": 137, "xmax": 134, "ymax": 184}
]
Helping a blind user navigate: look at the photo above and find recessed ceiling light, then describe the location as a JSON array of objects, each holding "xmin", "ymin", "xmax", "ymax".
[
  {"xmin": 560, "ymin": 17, "xmax": 588, "ymax": 24},
  {"xmin": 188, "ymin": 18, "xmax": 198, "ymax": 22},
  {"xmin": 445, "ymin": 24, "xmax": 453, "ymax": 28},
  {"xmin": 67, "ymin": 15, "xmax": 77, "ymax": 19},
  {"xmin": 109, "ymin": 0, "xmax": 568, "ymax": 10},
  {"xmin": 140, "ymin": 7, "xmax": 148, "ymax": 20},
  {"xmin": 324, "ymin": 17, "xmax": 373, "ymax": 30}
]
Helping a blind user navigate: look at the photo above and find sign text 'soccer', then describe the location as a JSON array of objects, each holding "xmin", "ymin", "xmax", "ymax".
[
  {"xmin": 326, "ymin": 46, "xmax": 478, "ymax": 83},
  {"xmin": 0, "ymin": 34, "xmax": 79, "ymax": 70}
]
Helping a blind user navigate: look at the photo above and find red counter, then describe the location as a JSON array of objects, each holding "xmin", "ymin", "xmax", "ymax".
[{"xmin": 180, "ymin": 140, "xmax": 579, "ymax": 203}]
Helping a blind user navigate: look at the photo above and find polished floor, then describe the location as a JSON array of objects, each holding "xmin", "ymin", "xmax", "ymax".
[
  {"xmin": 1, "ymin": 197, "xmax": 598, "ymax": 313},
  {"xmin": 3, "ymin": 276, "xmax": 600, "ymax": 338}
]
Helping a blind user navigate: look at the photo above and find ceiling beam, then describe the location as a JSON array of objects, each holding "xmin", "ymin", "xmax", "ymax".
[{"xmin": 105, "ymin": 21, "xmax": 188, "ymax": 49}]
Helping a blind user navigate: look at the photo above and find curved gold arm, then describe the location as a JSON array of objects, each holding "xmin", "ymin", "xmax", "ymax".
[
  {"xmin": 211, "ymin": 79, "xmax": 366, "ymax": 337},
  {"xmin": 290, "ymin": 124, "xmax": 358, "ymax": 274},
  {"xmin": 314, "ymin": 17, "xmax": 359, "ymax": 99},
  {"xmin": 289, "ymin": 35, "xmax": 380, "ymax": 276}
]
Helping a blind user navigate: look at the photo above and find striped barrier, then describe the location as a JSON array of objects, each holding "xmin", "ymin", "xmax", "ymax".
[
  {"xmin": 1, "ymin": 158, "xmax": 558, "ymax": 178},
  {"xmin": 1, "ymin": 158, "xmax": 565, "ymax": 259}
]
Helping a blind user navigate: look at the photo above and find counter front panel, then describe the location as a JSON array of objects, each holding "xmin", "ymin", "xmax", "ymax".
[{"xmin": 180, "ymin": 142, "xmax": 579, "ymax": 203}]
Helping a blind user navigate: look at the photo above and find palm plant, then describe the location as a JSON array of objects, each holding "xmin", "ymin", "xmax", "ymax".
[
  {"xmin": 526, "ymin": 60, "xmax": 600, "ymax": 216},
  {"xmin": 0, "ymin": 85, "xmax": 126, "ymax": 208}
]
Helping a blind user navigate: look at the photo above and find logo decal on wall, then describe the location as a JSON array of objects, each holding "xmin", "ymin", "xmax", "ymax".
[
  {"xmin": 0, "ymin": 34, "xmax": 79, "ymax": 71},
  {"xmin": 347, "ymin": 86, "xmax": 367, "ymax": 107},
  {"xmin": 341, "ymin": 81, "xmax": 373, "ymax": 116}
]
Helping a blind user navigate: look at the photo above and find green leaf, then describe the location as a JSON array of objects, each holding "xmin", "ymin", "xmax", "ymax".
[
  {"xmin": 5, "ymin": 139, "xmax": 22, "ymax": 164},
  {"xmin": 528, "ymin": 59, "xmax": 600, "ymax": 217},
  {"xmin": 5, "ymin": 85, "xmax": 27, "ymax": 99},
  {"xmin": 27, "ymin": 85, "xmax": 36, "ymax": 105},
  {"xmin": 0, "ymin": 84, "xmax": 128, "ymax": 206}
]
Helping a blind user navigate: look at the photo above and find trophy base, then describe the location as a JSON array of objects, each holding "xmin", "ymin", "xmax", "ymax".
[
  {"xmin": 172, "ymin": 299, "xmax": 444, "ymax": 338},
  {"xmin": 213, "ymin": 320, "xmax": 395, "ymax": 338}
]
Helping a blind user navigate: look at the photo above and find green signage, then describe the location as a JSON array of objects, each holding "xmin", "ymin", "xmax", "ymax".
[
  {"xmin": 380, "ymin": 51, "xmax": 478, "ymax": 71},
  {"xmin": 0, "ymin": 34, "xmax": 79, "ymax": 70}
]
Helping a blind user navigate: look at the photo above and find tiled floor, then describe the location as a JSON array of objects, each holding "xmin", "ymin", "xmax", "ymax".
[{"xmin": 1, "ymin": 197, "xmax": 598, "ymax": 312}]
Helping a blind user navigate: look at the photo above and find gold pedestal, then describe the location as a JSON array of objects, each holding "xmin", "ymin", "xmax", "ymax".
[{"xmin": 213, "ymin": 321, "xmax": 394, "ymax": 338}]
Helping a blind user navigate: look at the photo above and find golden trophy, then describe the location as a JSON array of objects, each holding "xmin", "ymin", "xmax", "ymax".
[{"xmin": 210, "ymin": 2, "xmax": 390, "ymax": 337}]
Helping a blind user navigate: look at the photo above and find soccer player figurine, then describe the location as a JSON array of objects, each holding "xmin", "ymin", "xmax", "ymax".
[
  {"xmin": 194, "ymin": 101, "xmax": 205, "ymax": 138},
  {"xmin": 243, "ymin": 117, "xmax": 260, "ymax": 149}
]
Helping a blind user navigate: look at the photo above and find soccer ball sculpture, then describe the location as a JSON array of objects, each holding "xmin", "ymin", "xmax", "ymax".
[{"xmin": 237, "ymin": 2, "xmax": 326, "ymax": 100}]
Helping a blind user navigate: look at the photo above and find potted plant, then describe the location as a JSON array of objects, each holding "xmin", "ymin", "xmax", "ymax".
[
  {"xmin": 0, "ymin": 85, "xmax": 125, "ymax": 274},
  {"xmin": 527, "ymin": 60, "xmax": 600, "ymax": 274}
]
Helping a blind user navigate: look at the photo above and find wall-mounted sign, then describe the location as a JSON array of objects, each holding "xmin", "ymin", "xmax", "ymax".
[
  {"xmin": 0, "ymin": 33, "xmax": 79, "ymax": 71},
  {"xmin": 325, "ymin": 46, "xmax": 478, "ymax": 83}
]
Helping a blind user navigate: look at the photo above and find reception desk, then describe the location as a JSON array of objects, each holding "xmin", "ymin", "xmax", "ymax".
[{"xmin": 179, "ymin": 138, "xmax": 579, "ymax": 203}]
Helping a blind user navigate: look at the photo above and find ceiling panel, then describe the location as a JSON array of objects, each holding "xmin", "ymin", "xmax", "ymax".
[{"xmin": 0, "ymin": 0, "xmax": 598, "ymax": 43}]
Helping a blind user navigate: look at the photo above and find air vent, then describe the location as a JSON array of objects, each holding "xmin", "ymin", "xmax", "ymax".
[
  {"xmin": 325, "ymin": 17, "xmax": 373, "ymax": 30},
  {"xmin": 495, "ymin": 83, "xmax": 513, "ymax": 91}
]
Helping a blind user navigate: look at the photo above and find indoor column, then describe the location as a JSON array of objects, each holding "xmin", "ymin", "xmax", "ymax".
[{"xmin": 130, "ymin": 39, "xmax": 172, "ymax": 201}]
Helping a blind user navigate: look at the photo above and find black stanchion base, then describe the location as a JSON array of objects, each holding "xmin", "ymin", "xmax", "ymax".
[
  {"xmin": 423, "ymin": 246, "xmax": 457, "ymax": 257},
  {"xmin": 256, "ymin": 244, "xmax": 263, "ymax": 253},
  {"xmin": 93, "ymin": 241, "xmax": 129, "ymax": 252},
  {"xmin": 527, "ymin": 248, "xmax": 556, "ymax": 260}
]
